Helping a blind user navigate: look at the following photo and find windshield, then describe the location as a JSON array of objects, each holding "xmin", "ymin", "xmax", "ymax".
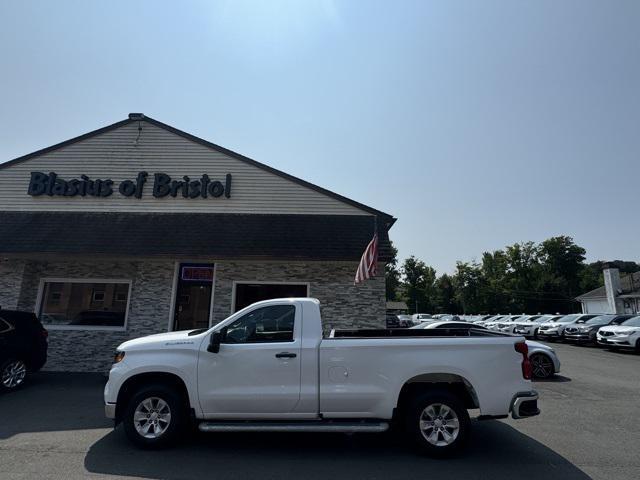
[
  {"xmin": 556, "ymin": 314, "xmax": 579, "ymax": 323},
  {"xmin": 611, "ymin": 316, "xmax": 633, "ymax": 325},
  {"xmin": 533, "ymin": 316, "xmax": 551, "ymax": 323},
  {"xmin": 621, "ymin": 316, "xmax": 640, "ymax": 327},
  {"xmin": 580, "ymin": 315, "xmax": 611, "ymax": 325}
]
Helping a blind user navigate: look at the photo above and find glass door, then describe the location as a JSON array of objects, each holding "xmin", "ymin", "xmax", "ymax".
[{"xmin": 173, "ymin": 263, "xmax": 214, "ymax": 331}]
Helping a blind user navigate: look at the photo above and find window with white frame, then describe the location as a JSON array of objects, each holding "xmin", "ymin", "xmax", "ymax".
[{"xmin": 38, "ymin": 279, "xmax": 131, "ymax": 329}]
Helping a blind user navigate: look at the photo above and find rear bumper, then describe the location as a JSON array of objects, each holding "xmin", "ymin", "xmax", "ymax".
[{"xmin": 511, "ymin": 391, "xmax": 540, "ymax": 419}]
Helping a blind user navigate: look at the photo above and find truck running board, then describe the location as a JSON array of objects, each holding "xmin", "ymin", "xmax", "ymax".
[{"xmin": 198, "ymin": 421, "xmax": 390, "ymax": 433}]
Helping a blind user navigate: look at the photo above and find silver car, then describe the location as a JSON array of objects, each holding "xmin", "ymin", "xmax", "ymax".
[
  {"xmin": 411, "ymin": 321, "xmax": 561, "ymax": 379},
  {"xmin": 536, "ymin": 314, "xmax": 598, "ymax": 341}
]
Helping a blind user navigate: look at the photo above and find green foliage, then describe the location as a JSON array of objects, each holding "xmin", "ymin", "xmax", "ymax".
[
  {"xmin": 401, "ymin": 256, "xmax": 436, "ymax": 313},
  {"xmin": 384, "ymin": 235, "xmax": 639, "ymax": 314},
  {"xmin": 384, "ymin": 242, "xmax": 401, "ymax": 301}
]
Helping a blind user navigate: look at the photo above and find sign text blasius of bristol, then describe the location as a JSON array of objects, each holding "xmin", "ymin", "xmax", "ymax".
[{"xmin": 27, "ymin": 171, "xmax": 232, "ymax": 199}]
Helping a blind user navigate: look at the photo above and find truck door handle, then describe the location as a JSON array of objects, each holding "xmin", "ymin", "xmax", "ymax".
[{"xmin": 275, "ymin": 352, "xmax": 297, "ymax": 358}]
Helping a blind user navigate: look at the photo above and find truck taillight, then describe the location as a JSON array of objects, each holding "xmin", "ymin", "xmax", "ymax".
[{"xmin": 514, "ymin": 341, "xmax": 531, "ymax": 380}]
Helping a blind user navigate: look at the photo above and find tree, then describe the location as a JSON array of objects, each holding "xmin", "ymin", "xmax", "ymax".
[
  {"xmin": 434, "ymin": 273, "xmax": 458, "ymax": 313},
  {"xmin": 402, "ymin": 256, "xmax": 436, "ymax": 313},
  {"xmin": 537, "ymin": 236, "xmax": 587, "ymax": 312},
  {"xmin": 385, "ymin": 242, "xmax": 401, "ymax": 300},
  {"xmin": 452, "ymin": 261, "xmax": 484, "ymax": 314}
]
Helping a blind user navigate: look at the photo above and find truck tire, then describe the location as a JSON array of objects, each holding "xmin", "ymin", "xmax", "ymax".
[
  {"xmin": 405, "ymin": 389, "xmax": 470, "ymax": 457},
  {"xmin": 123, "ymin": 384, "xmax": 187, "ymax": 448},
  {"xmin": 0, "ymin": 358, "xmax": 28, "ymax": 392}
]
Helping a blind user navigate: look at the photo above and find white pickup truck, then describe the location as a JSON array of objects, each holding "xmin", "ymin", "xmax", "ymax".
[{"xmin": 104, "ymin": 298, "xmax": 539, "ymax": 456}]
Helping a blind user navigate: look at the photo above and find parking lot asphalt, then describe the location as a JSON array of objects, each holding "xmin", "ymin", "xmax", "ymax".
[{"xmin": 0, "ymin": 342, "xmax": 639, "ymax": 480}]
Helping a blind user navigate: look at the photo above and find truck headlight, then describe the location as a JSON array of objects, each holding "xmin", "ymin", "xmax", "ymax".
[{"xmin": 114, "ymin": 350, "xmax": 126, "ymax": 363}]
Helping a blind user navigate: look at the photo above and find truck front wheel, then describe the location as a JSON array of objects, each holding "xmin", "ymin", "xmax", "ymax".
[
  {"xmin": 123, "ymin": 384, "xmax": 187, "ymax": 448},
  {"xmin": 405, "ymin": 389, "xmax": 470, "ymax": 457}
]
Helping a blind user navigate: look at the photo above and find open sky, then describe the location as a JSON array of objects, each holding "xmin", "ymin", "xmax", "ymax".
[{"xmin": 1, "ymin": 0, "xmax": 638, "ymax": 274}]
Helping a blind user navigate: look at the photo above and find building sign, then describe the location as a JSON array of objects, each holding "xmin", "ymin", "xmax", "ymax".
[
  {"xmin": 27, "ymin": 171, "xmax": 232, "ymax": 199},
  {"xmin": 180, "ymin": 266, "xmax": 214, "ymax": 282}
]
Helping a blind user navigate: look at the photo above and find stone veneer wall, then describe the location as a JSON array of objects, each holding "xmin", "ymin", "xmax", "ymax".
[
  {"xmin": 0, "ymin": 259, "xmax": 26, "ymax": 309},
  {"xmin": 212, "ymin": 261, "xmax": 386, "ymax": 332},
  {"xmin": 13, "ymin": 260, "xmax": 175, "ymax": 372},
  {"xmin": 2, "ymin": 259, "xmax": 385, "ymax": 372}
]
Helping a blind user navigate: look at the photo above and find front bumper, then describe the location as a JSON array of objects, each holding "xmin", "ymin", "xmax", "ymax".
[
  {"xmin": 564, "ymin": 333, "xmax": 593, "ymax": 342},
  {"xmin": 511, "ymin": 391, "xmax": 540, "ymax": 419},
  {"xmin": 537, "ymin": 330, "xmax": 560, "ymax": 338},
  {"xmin": 597, "ymin": 336, "xmax": 634, "ymax": 348},
  {"xmin": 105, "ymin": 402, "xmax": 117, "ymax": 419},
  {"xmin": 514, "ymin": 328, "xmax": 534, "ymax": 336}
]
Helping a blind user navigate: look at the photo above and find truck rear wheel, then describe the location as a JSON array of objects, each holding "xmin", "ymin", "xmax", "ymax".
[
  {"xmin": 405, "ymin": 389, "xmax": 470, "ymax": 457},
  {"xmin": 123, "ymin": 384, "xmax": 187, "ymax": 448}
]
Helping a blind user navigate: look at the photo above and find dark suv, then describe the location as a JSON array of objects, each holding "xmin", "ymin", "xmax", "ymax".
[
  {"xmin": 563, "ymin": 314, "xmax": 634, "ymax": 345},
  {"xmin": 0, "ymin": 309, "xmax": 48, "ymax": 391}
]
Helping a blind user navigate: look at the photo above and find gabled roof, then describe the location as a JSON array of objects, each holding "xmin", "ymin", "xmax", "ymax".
[
  {"xmin": 576, "ymin": 271, "xmax": 640, "ymax": 300},
  {"xmin": 0, "ymin": 113, "xmax": 395, "ymax": 227}
]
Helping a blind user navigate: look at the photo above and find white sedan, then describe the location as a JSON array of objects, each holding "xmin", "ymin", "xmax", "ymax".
[
  {"xmin": 513, "ymin": 315, "xmax": 564, "ymax": 338},
  {"xmin": 597, "ymin": 316, "xmax": 640, "ymax": 351}
]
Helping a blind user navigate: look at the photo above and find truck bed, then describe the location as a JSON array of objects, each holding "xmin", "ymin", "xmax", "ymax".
[{"xmin": 327, "ymin": 327, "xmax": 511, "ymax": 339}]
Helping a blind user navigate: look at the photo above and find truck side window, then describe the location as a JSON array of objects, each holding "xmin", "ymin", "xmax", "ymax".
[{"xmin": 224, "ymin": 305, "xmax": 295, "ymax": 344}]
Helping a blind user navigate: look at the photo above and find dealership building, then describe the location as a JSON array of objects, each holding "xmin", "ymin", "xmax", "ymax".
[{"xmin": 0, "ymin": 114, "xmax": 395, "ymax": 372}]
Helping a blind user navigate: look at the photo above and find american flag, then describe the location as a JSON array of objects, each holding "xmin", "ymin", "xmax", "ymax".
[{"xmin": 354, "ymin": 233, "xmax": 379, "ymax": 285}]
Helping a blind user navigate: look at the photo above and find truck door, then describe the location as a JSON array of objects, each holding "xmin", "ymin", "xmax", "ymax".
[{"xmin": 197, "ymin": 303, "xmax": 302, "ymax": 416}]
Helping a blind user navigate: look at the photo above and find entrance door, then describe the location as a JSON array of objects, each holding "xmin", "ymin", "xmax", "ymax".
[{"xmin": 173, "ymin": 263, "xmax": 214, "ymax": 331}]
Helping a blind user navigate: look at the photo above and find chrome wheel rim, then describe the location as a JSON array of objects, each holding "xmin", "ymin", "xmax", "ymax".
[
  {"xmin": 2, "ymin": 360, "xmax": 27, "ymax": 389},
  {"xmin": 133, "ymin": 397, "xmax": 172, "ymax": 439},
  {"xmin": 419, "ymin": 403, "xmax": 460, "ymax": 447},
  {"xmin": 531, "ymin": 354, "xmax": 553, "ymax": 378}
]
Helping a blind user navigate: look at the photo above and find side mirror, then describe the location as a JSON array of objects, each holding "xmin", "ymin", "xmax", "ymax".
[{"xmin": 207, "ymin": 331, "xmax": 222, "ymax": 353}]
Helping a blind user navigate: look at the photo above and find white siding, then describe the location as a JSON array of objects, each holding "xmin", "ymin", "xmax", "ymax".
[
  {"xmin": 581, "ymin": 298, "xmax": 610, "ymax": 314},
  {"xmin": 0, "ymin": 121, "xmax": 371, "ymax": 216}
]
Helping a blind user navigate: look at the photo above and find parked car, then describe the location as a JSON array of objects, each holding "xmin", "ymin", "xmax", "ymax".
[
  {"xmin": 596, "ymin": 316, "xmax": 640, "ymax": 351},
  {"xmin": 537, "ymin": 314, "xmax": 598, "ymax": 341},
  {"xmin": 411, "ymin": 321, "xmax": 560, "ymax": 379},
  {"xmin": 487, "ymin": 315, "xmax": 521, "ymax": 331},
  {"xmin": 105, "ymin": 298, "xmax": 539, "ymax": 456},
  {"xmin": 496, "ymin": 315, "xmax": 539, "ymax": 334},
  {"xmin": 0, "ymin": 309, "xmax": 48, "ymax": 392},
  {"xmin": 412, "ymin": 313, "xmax": 434, "ymax": 323},
  {"xmin": 563, "ymin": 314, "xmax": 635, "ymax": 345},
  {"xmin": 513, "ymin": 315, "xmax": 563, "ymax": 338},
  {"xmin": 472, "ymin": 315, "xmax": 502, "ymax": 325},
  {"xmin": 386, "ymin": 314, "xmax": 400, "ymax": 328},
  {"xmin": 396, "ymin": 314, "xmax": 415, "ymax": 328}
]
